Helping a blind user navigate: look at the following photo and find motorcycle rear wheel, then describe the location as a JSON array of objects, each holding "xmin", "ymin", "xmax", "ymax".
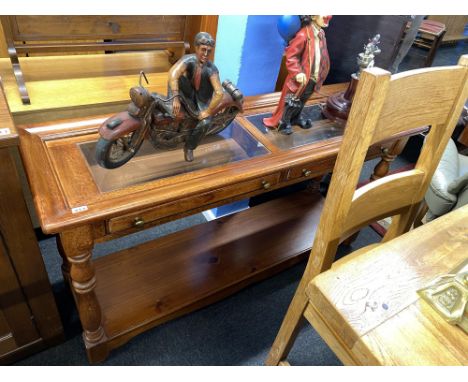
[{"xmin": 95, "ymin": 131, "xmax": 144, "ymax": 169}]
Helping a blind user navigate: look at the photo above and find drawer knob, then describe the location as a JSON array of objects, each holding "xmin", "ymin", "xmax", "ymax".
[
  {"xmin": 133, "ymin": 217, "xmax": 145, "ymax": 227},
  {"xmin": 262, "ymin": 180, "xmax": 271, "ymax": 190},
  {"xmin": 302, "ymin": 169, "xmax": 312, "ymax": 177}
]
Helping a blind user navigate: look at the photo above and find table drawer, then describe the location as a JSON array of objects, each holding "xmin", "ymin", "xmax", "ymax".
[
  {"xmin": 106, "ymin": 173, "xmax": 281, "ymax": 234},
  {"xmin": 287, "ymin": 159, "xmax": 335, "ymax": 181}
]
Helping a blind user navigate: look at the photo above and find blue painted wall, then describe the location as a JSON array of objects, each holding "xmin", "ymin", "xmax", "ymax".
[
  {"xmin": 237, "ymin": 16, "xmax": 284, "ymax": 96},
  {"xmin": 214, "ymin": 16, "xmax": 285, "ymax": 97},
  {"xmin": 214, "ymin": 16, "xmax": 248, "ymax": 86}
]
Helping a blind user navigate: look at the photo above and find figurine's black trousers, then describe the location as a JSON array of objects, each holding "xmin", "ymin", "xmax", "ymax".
[
  {"xmin": 185, "ymin": 116, "xmax": 212, "ymax": 150},
  {"xmin": 280, "ymin": 80, "xmax": 317, "ymax": 127},
  {"xmin": 290, "ymin": 80, "xmax": 316, "ymax": 121}
]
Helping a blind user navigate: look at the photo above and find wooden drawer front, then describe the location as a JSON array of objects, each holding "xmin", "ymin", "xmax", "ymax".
[
  {"xmin": 287, "ymin": 159, "xmax": 336, "ymax": 181},
  {"xmin": 287, "ymin": 143, "xmax": 397, "ymax": 182},
  {"xmin": 107, "ymin": 173, "xmax": 281, "ymax": 234}
]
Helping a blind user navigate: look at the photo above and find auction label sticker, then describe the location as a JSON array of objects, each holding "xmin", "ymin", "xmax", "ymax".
[{"xmin": 71, "ymin": 205, "xmax": 89, "ymax": 214}]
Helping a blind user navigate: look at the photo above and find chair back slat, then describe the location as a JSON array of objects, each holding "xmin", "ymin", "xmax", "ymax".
[
  {"xmin": 342, "ymin": 170, "xmax": 425, "ymax": 239},
  {"xmin": 372, "ymin": 66, "xmax": 467, "ymax": 145}
]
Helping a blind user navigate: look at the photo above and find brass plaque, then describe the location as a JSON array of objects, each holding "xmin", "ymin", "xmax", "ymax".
[{"xmin": 418, "ymin": 259, "xmax": 468, "ymax": 333}]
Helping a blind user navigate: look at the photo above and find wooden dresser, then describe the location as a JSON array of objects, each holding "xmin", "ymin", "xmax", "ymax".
[{"xmin": 0, "ymin": 80, "xmax": 63, "ymax": 364}]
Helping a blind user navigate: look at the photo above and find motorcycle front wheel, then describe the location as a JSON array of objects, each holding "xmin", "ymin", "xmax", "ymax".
[{"xmin": 95, "ymin": 130, "xmax": 144, "ymax": 169}]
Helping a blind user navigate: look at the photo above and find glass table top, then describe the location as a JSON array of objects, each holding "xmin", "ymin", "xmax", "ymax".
[
  {"xmin": 245, "ymin": 104, "xmax": 343, "ymax": 150},
  {"xmin": 79, "ymin": 121, "xmax": 270, "ymax": 193}
]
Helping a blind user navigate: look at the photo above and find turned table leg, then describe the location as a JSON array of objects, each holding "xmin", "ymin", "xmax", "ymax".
[
  {"xmin": 371, "ymin": 138, "xmax": 409, "ymax": 181},
  {"xmin": 56, "ymin": 235, "xmax": 71, "ymax": 284},
  {"xmin": 59, "ymin": 225, "xmax": 109, "ymax": 363}
]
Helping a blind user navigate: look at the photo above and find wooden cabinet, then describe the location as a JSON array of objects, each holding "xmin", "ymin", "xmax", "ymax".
[{"xmin": 0, "ymin": 82, "xmax": 63, "ymax": 364}]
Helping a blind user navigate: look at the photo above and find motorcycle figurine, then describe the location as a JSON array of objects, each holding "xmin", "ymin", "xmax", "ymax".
[{"xmin": 96, "ymin": 71, "xmax": 243, "ymax": 169}]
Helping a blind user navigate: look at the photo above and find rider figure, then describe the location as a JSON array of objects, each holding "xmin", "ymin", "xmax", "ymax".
[{"xmin": 167, "ymin": 32, "xmax": 224, "ymax": 161}]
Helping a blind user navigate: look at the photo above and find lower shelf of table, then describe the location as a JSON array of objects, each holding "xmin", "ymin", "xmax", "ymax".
[{"xmin": 92, "ymin": 189, "xmax": 324, "ymax": 353}]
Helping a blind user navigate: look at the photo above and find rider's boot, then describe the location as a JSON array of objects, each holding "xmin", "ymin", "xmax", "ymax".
[
  {"xmin": 183, "ymin": 117, "xmax": 211, "ymax": 162},
  {"xmin": 184, "ymin": 147, "xmax": 194, "ymax": 162}
]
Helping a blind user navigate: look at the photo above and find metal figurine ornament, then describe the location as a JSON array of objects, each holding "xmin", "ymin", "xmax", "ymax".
[
  {"xmin": 95, "ymin": 32, "xmax": 243, "ymax": 168},
  {"xmin": 357, "ymin": 34, "xmax": 381, "ymax": 76},
  {"xmin": 323, "ymin": 34, "xmax": 381, "ymax": 127},
  {"xmin": 264, "ymin": 15, "xmax": 332, "ymax": 135}
]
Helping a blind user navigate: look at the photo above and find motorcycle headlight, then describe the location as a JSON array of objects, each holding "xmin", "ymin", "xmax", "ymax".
[{"xmin": 129, "ymin": 86, "xmax": 151, "ymax": 108}]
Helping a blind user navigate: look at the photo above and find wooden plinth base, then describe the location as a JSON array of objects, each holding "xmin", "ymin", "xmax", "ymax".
[{"xmin": 322, "ymin": 76, "xmax": 359, "ymax": 127}]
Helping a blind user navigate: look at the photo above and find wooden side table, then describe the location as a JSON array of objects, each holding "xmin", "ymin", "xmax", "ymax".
[
  {"xmin": 307, "ymin": 204, "xmax": 468, "ymax": 365},
  {"xmin": 0, "ymin": 79, "xmax": 63, "ymax": 364},
  {"xmin": 18, "ymin": 84, "xmax": 424, "ymax": 363}
]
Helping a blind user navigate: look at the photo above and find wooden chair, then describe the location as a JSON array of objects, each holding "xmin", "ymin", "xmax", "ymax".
[
  {"xmin": 413, "ymin": 20, "xmax": 447, "ymax": 67},
  {"xmin": 266, "ymin": 54, "xmax": 468, "ymax": 366}
]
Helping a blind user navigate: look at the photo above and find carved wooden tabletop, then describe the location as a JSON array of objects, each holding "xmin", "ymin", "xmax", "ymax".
[{"xmin": 309, "ymin": 204, "xmax": 468, "ymax": 365}]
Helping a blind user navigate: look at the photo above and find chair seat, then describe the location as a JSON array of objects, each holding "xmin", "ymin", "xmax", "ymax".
[
  {"xmin": 412, "ymin": 19, "xmax": 447, "ymax": 67},
  {"xmin": 419, "ymin": 20, "xmax": 446, "ymax": 37}
]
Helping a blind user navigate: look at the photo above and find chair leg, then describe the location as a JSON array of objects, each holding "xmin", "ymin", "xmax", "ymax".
[
  {"xmin": 265, "ymin": 277, "xmax": 309, "ymax": 365},
  {"xmin": 267, "ymin": 238, "xmax": 339, "ymax": 365},
  {"xmin": 342, "ymin": 231, "xmax": 359, "ymax": 246},
  {"xmin": 424, "ymin": 30, "xmax": 446, "ymax": 67},
  {"xmin": 382, "ymin": 203, "xmax": 419, "ymax": 242},
  {"xmin": 413, "ymin": 200, "xmax": 428, "ymax": 228}
]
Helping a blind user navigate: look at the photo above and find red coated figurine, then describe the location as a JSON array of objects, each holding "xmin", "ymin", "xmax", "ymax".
[{"xmin": 264, "ymin": 15, "xmax": 332, "ymax": 135}]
